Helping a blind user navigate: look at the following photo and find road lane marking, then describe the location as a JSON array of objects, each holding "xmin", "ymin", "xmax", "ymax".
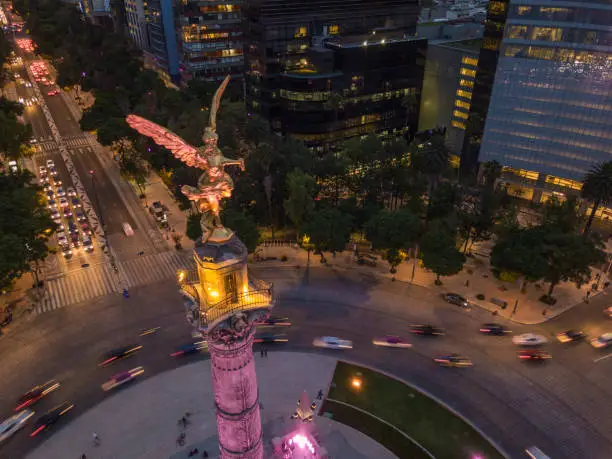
[{"xmin": 593, "ymin": 353, "xmax": 612, "ymax": 363}]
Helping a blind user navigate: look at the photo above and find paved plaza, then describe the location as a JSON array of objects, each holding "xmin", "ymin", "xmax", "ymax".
[{"xmin": 26, "ymin": 353, "xmax": 397, "ymax": 459}]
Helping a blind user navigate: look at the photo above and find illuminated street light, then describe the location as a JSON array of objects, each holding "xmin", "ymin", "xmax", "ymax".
[{"xmin": 351, "ymin": 372, "xmax": 363, "ymax": 390}]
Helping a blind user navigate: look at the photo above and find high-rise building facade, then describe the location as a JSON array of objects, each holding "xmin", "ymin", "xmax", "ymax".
[
  {"xmin": 478, "ymin": 1, "xmax": 612, "ymax": 201},
  {"xmin": 176, "ymin": 1, "xmax": 243, "ymax": 82},
  {"xmin": 145, "ymin": 0, "xmax": 180, "ymax": 85},
  {"xmin": 124, "ymin": 0, "xmax": 147, "ymax": 49},
  {"xmin": 459, "ymin": 0, "xmax": 510, "ymax": 178},
  {"xmin": 243, "ymin": 0, "xmax": 423, "ymax": 150}
]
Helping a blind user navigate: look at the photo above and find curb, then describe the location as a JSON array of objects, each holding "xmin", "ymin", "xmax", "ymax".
[{"xmin": 335, "ymin": 359, "xmax": 512, "ymax": 459}]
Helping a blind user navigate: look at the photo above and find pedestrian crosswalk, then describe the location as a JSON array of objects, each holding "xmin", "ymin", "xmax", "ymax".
[
  {"xmin": 34, "ymin": 140, "xmax": 58, "ymax": 154},
  {"xmin": 36, "ymin": 250, "xmax": 190, "ymax": 314},
  {"xmin": 63, "ymin": 136, "xmax": 91, "ymax": 149}
]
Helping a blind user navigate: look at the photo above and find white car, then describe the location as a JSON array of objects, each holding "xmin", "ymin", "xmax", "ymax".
[
  {"xmin": 8, "ymin": 160, "xmax": 18, "ymax": 172},
  {"xmin": 101, "ymin": 366, "xmax": 144, "ymax": 392},
  {"xmin": 59, "ymin": 197, "xmax": 69, "ymax": 208},
  {"xmin": 122, "ymin": 222, "xmax": 134, "ymax": 237},
  {"xmin": 512, "ymin": 333, "xmax": 548, "ymax": 346},
  {"xmin": 312, "ymin": 336, "xmax": 353, "ymax": 350},
  {"xmin": 46, "ymin": 159, "xmax": 54, "ymax": 168},
  {"xmin": 590, "ymin": 333, "xmax": 612, "ymax": 349},
  {"xmin": 56, "ymin": 187, "xmax": 66, "ymax": 197},
  {"xmin": 372, "ymin": 335, "xmax": 412, "ymax": 348},
  {"xmin": 0, "ymin": 409, "xmax": 35, "ymax": 443},
  {"xmin": 56, "ymin": 231, "xmax": 68, "ymax": 245},
  {"xmin": 67, "ymin": 187, "xmax": 77, "ymax": 197}
]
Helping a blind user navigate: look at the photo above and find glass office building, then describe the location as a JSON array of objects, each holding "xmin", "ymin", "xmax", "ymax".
[{"xmin": 478, "ymin": 1, "xmax": 612, "ymax": 199}]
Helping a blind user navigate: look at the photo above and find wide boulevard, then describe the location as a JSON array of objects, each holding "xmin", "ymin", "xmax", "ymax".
[{"xmin": 1, "ymin": 265, "xmax": 611, "ymax": 459}]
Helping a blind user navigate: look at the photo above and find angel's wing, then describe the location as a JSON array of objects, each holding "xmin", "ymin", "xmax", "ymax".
[
  {"xmin": 126, "ymin": 114, "xmax": 205, "ymax": 169},
  {"xmin": 209, "ymin": 75, "xmax": 230, "ymax": 131}
]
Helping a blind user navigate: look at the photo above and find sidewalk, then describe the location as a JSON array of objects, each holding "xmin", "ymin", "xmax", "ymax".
[
  {"xmin": 253, "ymin": 245, "xmax": 608, "ymax": 325},
  {"xmin": 26, "ymin": 353, "xmax": 396, "ymax": 459}
]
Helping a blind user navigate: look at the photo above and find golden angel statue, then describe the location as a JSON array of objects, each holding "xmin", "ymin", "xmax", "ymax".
[{"xmin": 126, "ymin": 75, "xmax": 244, "ymax": 242}]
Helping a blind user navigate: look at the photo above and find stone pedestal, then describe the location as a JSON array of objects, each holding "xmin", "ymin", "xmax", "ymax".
[{"xmin": 209, "ymin": 325, "xmax": 263, "ymax": 459}]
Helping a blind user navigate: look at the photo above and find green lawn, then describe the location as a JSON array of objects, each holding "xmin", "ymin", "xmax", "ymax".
[{"xmin": 324, "ymin": 361, "xmax": 504, "ymax": 459}]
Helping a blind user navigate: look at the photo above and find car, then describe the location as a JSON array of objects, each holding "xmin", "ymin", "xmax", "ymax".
[
  {"xmin": 8, "ymin": 160, "xmax": 18, "ymax": 173},
  {"xmin": 590, "ymin": 333, "xmax": 612, "ymax": 349},
  {"xmin": 47, "ymin": 199, "xmax": 57, "ymax": 209},
  {"xmin": 66, "ymin": 187, "xmax": 76, "ymax": 197},
  {"xmin": 512, "ymin": 333, "xmax": 548, "ymax": 346},
  {"xmin": 30, "ymin": 402, "xmax": 74, "ymax": 437},
  {"xmin": 98, "ymin": 344, "xmax": 143, "ymax": 367},
  {"xmin": 75, "ymin": 210, "xmax": 86, "ymax": 221},
  {"xmin": 556, "ymin": 330, "xmax": 586, "ymax": 343},
  {"xmin": 122, "ymin": 222, "xmax": 134, "ymax": 236},
  {"xmin": 101, "ymin": 366, "xmax": 144, "ymax": 392},
  {"xmin": 42, "ymin": 181, "xmax": 52, "ymax": 191},
  {"xmin": 442, "ymin": 293, "xmax": 470, "ymax": 309},
  {"xmin": 56, "ymin": 187, "xmax": 66, "ymax": 197},
  {"xmin": 255, "ymin": 316, "xmax": 292, "ymax": 327},
  {"xmin": 18, "ymin": 96, "xmax": 24, "ymax": 104},
  {"xmin": 50, "ymin": 209, "xmax": 60, "ymax": 218},
  {"xmin": 0, "ymin": 410, "xmax": 35, "ymax": 443},
  {"xmin": 51, "ymin": 176, "xmax": 62, "ymax": 186},
  {"xmin": 25, "ymin": 81, "xmax": 32, "ymax": 87},
  {"xmin": 312, "ymin": 336, "xmax": 353, "ymax": 350},
  {"xmin": 60, "ymin": 243, "xmax": 72, "ymax": 258},
  {"xmin": 82, "ymin": 237, "xmax": 93, "ymax": 252},
  {"xmin": 45, "ymin": 190, "xmax": 54, "ymax": 200},
  {"xmin": 518, "ymin": 349, "xmax": 552, "ymax": 361},
  {"xmin": 14, "ymin": 380, "xmax": 60, "ymax": 412},
  {"xmin": 39, "ymin": 172, "xmax": 48, "ymax": 183},
  {"xmin": 54, "ymin": 219, "xmax": 64, "ymax": 230},
  {"xmin": 150, "ymin": 201, "xmax": 167, "ymax": 222},
  {"xmin": 56, "ymin": 231, "xmax": 68, "ymax": 245},
  {"xmin": 604, "ymin": 306, "xmax": 612, "ymax": 318},
  {"xmin": 170, "ymin": 341, "xmax": 208, "ymax": 357},
  {"xmin": 63, "ymin": 207, "xmax": 72, "ymax": 218},
  {"xmin": 254, "ymin": 333, "xmax": 288, "ymax": 344},
  {"xmin": 49, "ymin": 166, "xmax": 58, "ymax": 176},
  {"xmin": 80, "ymin": 221, "xmax": 91, "ymax": 235},
  {"xmin": 46, "ymin": 159, "xmax": 54, "ymax": 168},
  {"xmin": 71, "ymin": 197, "xmax": 81, "ymax": 208},
  {"xmin": 409, "ymin": 324, "xmax": 444, "ymax": 336},
  {"xmin": 67, "ymin": 220, "xmax": 78, "ymax": 234},
  {"xmin": 479, "ymin": 323, "xmax": 511, "ymax": 335},
  {"xmin": 47, "ymin": 89, "xmax": 60, "ymax": 96},
  {"xmin": 433, "ymin": 354, "xmax": 473, "ymax": 367},
  {"xmin": 70, "ymin": 232, "xmax": 80, "ymax": 247},
  {"xmin": 372, "ymin": 335, "xmax": 412, "ymax": 348}
]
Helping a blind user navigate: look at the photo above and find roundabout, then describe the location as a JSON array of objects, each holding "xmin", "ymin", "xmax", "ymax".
[{"xmin": 0, "ymin": 265, "xmax": 611, "ymax": 459}]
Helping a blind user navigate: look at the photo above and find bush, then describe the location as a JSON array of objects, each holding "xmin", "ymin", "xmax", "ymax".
[
  {"xmin": 539, "ymin": 294, "xmax": 557, "ymax": 305},
  {"xmin": 476, "ymin": 294, "xmax": 485, "ymax": 301},
  {"xmin": 280, "ymin": 255, "xmax": 288, "ymax": 262}
]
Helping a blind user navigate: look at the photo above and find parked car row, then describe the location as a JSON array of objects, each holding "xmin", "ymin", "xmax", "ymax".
[{"xmin": 39, "ymin": 160, "xmax": 94, "ymax": 258}]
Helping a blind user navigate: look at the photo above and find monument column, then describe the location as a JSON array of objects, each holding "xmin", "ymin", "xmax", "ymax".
[{"xmin": 209, "ymin": 325, "xmax": 263, "ymax": 458}]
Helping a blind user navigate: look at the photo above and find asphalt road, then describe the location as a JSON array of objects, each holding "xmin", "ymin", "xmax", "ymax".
[
  {"xmin": 1, "ymin": 266, "xmax": 611, "ymax": 459},
  {"xmin": 14, "ymin": 41, "xmax": 162, "ymax": 262}
]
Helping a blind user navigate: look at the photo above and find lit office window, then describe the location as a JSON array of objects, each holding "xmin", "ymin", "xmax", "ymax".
[
  {"xmin": 483, "ymin": 38, "xmax": 500, "ymax": 51},
  {"xmin": 456, "ymin": 89, "xmax": 473, "ymax": 100},
  {"xmin": 453, "ymin": 110, "xmax": 468, "ymax": 119},
  {"xmin": 508, "ymin": 26, "xmax": 528, "ymax": 40},
  {"xmin": 459, "ymin": 79, "xmax": 474, "ymax": 88},
  {"xmin": 328, "ymin": 25, "xmax": 339, "ymax": 35},
  {"xmin": 461, "ymin": 56, "xmax": 478, "ymax": 67},
  {"xmin": 545, "ymin": 176, "xmax": 582, "ymax": 191},
  {"xmin": 295, "ymin": 27, "xmax": 307, "ymax": 38},
  {"xmin": 517, "ymin": 6, "xmax": 531, "ymax": 16},
  {"xmin": 452, "ymin": 120, "xmax": 466, "ymax": 130},
  {"xmin": 489, "ymin": 1, "xmax": 506, "ymax": 15},
  {"xmin": 455, "ymin": 100, "xmax": 471, "ymax": 110},
  {"xmin": 460, "ymin": 68, "xmax": 476, "ymax": 78},
  {"xmin": 531, "ymin": 27, "xmax": 563, "ymax": 42}
]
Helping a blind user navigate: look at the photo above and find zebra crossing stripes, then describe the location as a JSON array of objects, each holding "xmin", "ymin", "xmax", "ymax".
[
  {"xmin": 35, "ymin": 250, "xmax": 190, "ymax": 314},
  {"xmin": 121, "ymin": 251, "xmax": 189, "ymax": 289},
  {"xmin": 37, "ymin": 263, "xmax": 116, "ymax": 314},
  {"xmin": 63, "ymin": 136, "xmax": 91, "ymax": 148}
]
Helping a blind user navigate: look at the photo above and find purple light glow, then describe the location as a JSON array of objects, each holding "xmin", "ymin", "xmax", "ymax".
[{"xmin": 289, "ymin": 434, "xmax": 315, "ymax": 454}]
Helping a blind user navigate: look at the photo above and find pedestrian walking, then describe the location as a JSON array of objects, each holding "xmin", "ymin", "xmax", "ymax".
[
  {"xmin": 92, "ymin": 432, "xmax": 100, "ymax": 446},
  {"xmin": 260, "ymin": 348, "xmax": 264, "ymax": 357},
  {"xmin": 202, "ymin": 451, "xmax": 209, "ymax": 458},
  {"xmin": 264, "ymin": 348, "xmax": 268, "ymax": 357},
  {"xmin": 317, "ymin": 389, "xmax": 323, "ymax": 400}
]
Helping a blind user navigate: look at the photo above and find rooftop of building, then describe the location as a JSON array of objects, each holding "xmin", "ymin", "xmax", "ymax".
[
  {"xmin": 325, "ymin": 31, "xmax": 424, "ymax": 49},
  {"xmin": 432, "ymin": 38, "xmax": 482, "ymax": 53}
]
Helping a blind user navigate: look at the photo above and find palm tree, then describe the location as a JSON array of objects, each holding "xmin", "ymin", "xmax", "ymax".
[{"xmin": 581, "ymin": 161, "xmax": 612, "ymax": 235}]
